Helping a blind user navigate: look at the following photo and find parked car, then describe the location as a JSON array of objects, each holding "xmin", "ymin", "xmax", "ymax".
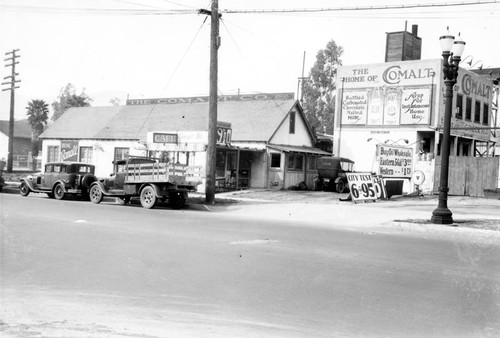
[
  {"xmin": 315, "ymin": 156, "xmax": 355, "ymax": 193},
  {"xmin": 19, "ymin": 162, "xmax": 97, "ymax": 200}
]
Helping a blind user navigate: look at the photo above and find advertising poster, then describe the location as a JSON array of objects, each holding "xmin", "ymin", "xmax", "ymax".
[
  {"xmin": 342, "ymin": 91, "xmax": 367, "ymax": 125},
  {"xmin": 367, "ymin": 89, "xmax": 384, "ymax": 125},
  {"xmin": 400, "ymin": 87, "xmax": 431, "ymax": 125},
  {"xmin": 383, "ymin": 88, "xmax": 401, "ymax": 125},
  {"xmin": 60, "ymin": 140, "xmax": 78, "ymax": 162},
  {"xmin": 376, "ymin": 144, "xmax": 413, "ymax": 178}
]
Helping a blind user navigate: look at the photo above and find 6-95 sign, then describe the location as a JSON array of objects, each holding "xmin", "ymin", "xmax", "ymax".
[{"xmin": 346, "ymin": 172, "xmax": 383, "ymax": 203}]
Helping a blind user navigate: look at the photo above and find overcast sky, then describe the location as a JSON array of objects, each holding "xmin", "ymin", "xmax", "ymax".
[{"xmin": 1, "ymin": 0, "xmax": 499, "ymax": 121}]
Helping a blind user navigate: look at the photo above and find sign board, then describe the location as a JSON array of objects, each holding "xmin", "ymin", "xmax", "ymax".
[
  {"xmin": 126, "ymin": 92, "xmax": 295, "ymax": 105},
  {"xmin": 153, "ymin": 133, "xmax": 178, "ymax": 144},
  {"xmin": 60, "ymin": 140, "xmax": 78, "ymax": 162},
  {"xmin": 411, "ymin": 170, "xmax": 425, "ymax": 185},
  {"xmin": 346, "ymin": 172, "xmax": 379, "ymax": 203},
  {"xmin": 377, "ymin": 144, "xmax": 413, "ymax": 178},
  {"xmin": 217, "ymin": 126, "xmax": 232, "ymax": 146}
]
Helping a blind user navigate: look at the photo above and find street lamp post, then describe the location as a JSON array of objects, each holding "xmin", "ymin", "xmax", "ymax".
[{"xmin": 431, "ymin": 27, "xmax": 465, "ymax": 225}]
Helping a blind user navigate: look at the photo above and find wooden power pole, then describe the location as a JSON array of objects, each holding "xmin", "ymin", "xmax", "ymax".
[
  {"xmin": 2, "ymin": 49, "xmax": 21, "ymax": 173},
  {"xmin": 201, "ymin": 0, "xmax": 220, "ymax": 205}
]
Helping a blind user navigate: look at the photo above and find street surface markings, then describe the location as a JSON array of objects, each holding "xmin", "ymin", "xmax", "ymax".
[
  {"xmin": 74, "ymin": 219, "xmax": 87, "ymax": 223},
  {"xmin": 229, "ymin": 239, "xmax": 280, "ymax": 245}
]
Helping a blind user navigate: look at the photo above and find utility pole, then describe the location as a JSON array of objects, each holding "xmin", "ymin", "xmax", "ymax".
[
  {"xmin": 200, "ymin": 1, "xmax": 220, "ymax": 204},
  {"xmin": 2, "ymin": 49, "xmax": 21, "ymax": 173}
]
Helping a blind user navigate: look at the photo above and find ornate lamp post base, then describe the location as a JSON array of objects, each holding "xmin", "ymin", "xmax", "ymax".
[{"xmin": 431, "ymin": 207, "xmax": 454, "ymax": 225}]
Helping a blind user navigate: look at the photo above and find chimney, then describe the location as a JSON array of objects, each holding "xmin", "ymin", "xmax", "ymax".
[{"xmin": 385, "ymin": 23, "xmax": 422, "ymax": 62}]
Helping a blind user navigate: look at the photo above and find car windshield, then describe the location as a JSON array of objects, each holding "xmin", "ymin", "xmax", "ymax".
[{"xmin": 340, "ymin": 161, "xmax": 353, "ymax": 172}]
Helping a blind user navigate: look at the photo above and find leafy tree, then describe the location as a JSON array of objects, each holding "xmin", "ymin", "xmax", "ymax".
[
  {"xmin": 51, "ymin": 83, "xmax": 92, "ymax": 121},
  {"xmin": 301, "ymin": 40, "xmax": 343, "ymax": 135},
  {"xmin": 26, "ymin": 99, "xmax": 49, "ymax": 170}
]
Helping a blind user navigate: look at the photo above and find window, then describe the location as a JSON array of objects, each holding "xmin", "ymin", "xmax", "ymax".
[
  {"xmin": 465, "ymin": 97, "xmax": 472, "ymax": 120},
  {"xmin": 287, "ymin": 154, "xmax": 303, "ymax": 170},
  {"xmin": 53, "ymin": 164, "xmax": 61, "ymax": 173},
  {"xmin": 114, "ymin": 147, "xmax": 129, "ymax": 161},
  {"xmin": 270, "ymin": 153, "xmax": 281, "ymax": 168},
  {"xmin": 289, "ymin": 111, "xmax": 296, "ymax": 134},
  {"xmin": 45, "ymin": 164, "xmax": 54, "ymax": 173},
  {"xmin": 483, "ymin": 103, "xmax": 489, "ymax": 125},
  {"xmin": 455, "ymin": 94, "xmax": 463, "ymax": 119},
  {"xmin": 79, "ymin": 146, "xmax": 93, "ymax": 163},
  {"xmin": 47, "ymin": 146, "xmax": 59, "ymax": 162},
  {"xmin": 474, "ymin": 100, "xmax": 481, "ymax": 123}
]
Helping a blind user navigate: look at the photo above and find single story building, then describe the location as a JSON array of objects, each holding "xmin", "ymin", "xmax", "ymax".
[{"xmin": 40, "ymin": 92, "xmax": 331, "ymax": 192}]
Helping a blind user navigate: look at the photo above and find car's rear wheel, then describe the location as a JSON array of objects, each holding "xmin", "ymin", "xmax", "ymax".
[
  {"xmin": 89, "ymin": 185, "xmax": 103, "ymax": 204},
  {"xmin": 140, "ymin": 186, "xmax": 157, "ymax": 209},
  {"xmin": 19, "ymin": 182, "xmax": 30, "ymax": 196},
  {"xmin": 53, "ymin": 183, "xmax": 65, "ymax": 200}
]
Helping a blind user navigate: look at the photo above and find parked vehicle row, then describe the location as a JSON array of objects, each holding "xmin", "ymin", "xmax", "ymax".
[{"xmin": 18, "ymin": 156, "xmax": 196, "ymax": 209}]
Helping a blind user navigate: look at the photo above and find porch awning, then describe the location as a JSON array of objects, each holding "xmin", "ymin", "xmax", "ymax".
[{"xmin": 267, "ymin": 144, "xmax": 331, "ymax": 156}]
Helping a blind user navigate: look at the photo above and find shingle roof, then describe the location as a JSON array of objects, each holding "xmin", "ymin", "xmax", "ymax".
[
  {"xmin": 40, "ymin": 99, "xmax": 298, "ymax": 142},
  {"xmin": 0, "ymin": 119, "xmax": 33, "ymax": 138}
]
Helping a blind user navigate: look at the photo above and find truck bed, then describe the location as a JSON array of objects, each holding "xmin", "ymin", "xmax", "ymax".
[{"xmin": 124, "ymin": 162, "xmax": 188, "ymax": 185}]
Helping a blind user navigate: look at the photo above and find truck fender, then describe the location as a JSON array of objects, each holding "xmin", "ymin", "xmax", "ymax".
[
  {"xmin": 142, "ymin": 183, "xmax": 163, "ymax": 197},
  {"xmin": 90, "ymin": 181, "xmax": 110, "ymax": 196}
]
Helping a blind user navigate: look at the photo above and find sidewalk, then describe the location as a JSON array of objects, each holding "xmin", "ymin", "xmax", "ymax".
[{"xmin": 198, "ymin": 189, "xmax": 500, "ymax": 236}]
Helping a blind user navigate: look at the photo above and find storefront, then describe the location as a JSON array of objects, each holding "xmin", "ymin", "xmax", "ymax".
[
  {"xmin": 333, "ymin": 59, "xmax": 497, "ymax": 194},
  {"xmin": 40, "ymin": 92, "xmax": 329, "ymax": 192}
]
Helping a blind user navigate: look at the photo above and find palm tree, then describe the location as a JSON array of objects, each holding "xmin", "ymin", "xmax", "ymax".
[{"xmin": 26, "ymin": 99, "xmax": 49, "ymax": 171}]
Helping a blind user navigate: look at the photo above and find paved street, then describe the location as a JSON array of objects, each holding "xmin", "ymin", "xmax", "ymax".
[{"xmin": 1, "ymin": 192, "xmax": 500, "ymax": 337}]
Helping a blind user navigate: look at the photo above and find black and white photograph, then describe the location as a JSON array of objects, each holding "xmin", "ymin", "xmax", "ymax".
[{"xmin": 1, "ymin": 0, "xmax": 499, "ymax": 337}]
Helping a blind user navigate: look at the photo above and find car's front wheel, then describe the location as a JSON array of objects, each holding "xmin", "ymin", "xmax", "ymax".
[
  {"xmin": 19, "ymin": 182, "xmax": 30, "ymax": 196},
  {"xmin": 89, "ymin": 185, "xmax": 103, "ymax": 204},
  {"xmin": 53, "ymin": 183, "xmax": 66, "ymax": 200},
  {"xmin": 336, "ymin": 179, "xmax": 347, "ymax": 194},
  {"xmin": 140, "ymin": 186, "xmax": 157, "ymax": 209}
]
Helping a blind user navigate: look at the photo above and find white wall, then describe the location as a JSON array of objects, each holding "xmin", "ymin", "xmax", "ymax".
[
  {"xmin": 270, "ymin": 109, "xmax": 314, "ymax": 147},
  {"xmin": 0, "ymin": 133, "xmax": 8, "ymax": 160}
]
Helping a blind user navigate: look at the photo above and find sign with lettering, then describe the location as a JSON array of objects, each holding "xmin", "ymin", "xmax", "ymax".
[
  {"xmin": 346, "ymin": 172, "xmax": 379, "ymax": 203},
  {"xmin": 60, "ymin": 140, "xmax": 78, "ymax": 162},
  {"xmin": 153, "ymin": 133, "xmax": 178, "ymax": 144},
  {"xmin": 217, "ymin": 126, "xmax": 232, "ymax": 146},
  {"xmin": 367, "ymin": 89, "xmax": 384, "ymax": 125},
  {"xmin": 126, "ymin": 92, "xmax": 295, "ymax": 105},
  {"xmin": 400, "ymin": 87, "xmax": 431, "ymax": 125},
  {"xmin": 342, "ymin": 91, "xmax": 367, "ymax": 124},
  {"xmin": 376, "ymin": 144, "xmax": 413, "ymax": 178}
]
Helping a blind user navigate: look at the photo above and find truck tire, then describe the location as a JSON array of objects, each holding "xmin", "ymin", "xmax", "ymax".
[
  {"xmin": 19, "ymin": 182, "xmax": 30, "ymax": 196},
  {"xmin": 53, "ymin": 183, "xmax": 66, "ymax": 200},
  {"xmin": 140, "ymin": 186, "xmax": 157, "ymax": 209},
  {"xmin": 89, "ymin": 185, "xmax": 103, "ymax": 204}
]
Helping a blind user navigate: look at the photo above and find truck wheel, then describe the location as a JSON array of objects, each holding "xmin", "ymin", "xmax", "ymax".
[
  {"xmin": 140, "ymin": 186, "xmax": 157, "ymax": 209},
  {"xmin": 54, "ymin": 183, "xmax": 65, "ymax": 200},
  {"xmin": 19, "ymin": 182, "xmax": 30, "ymax": 196},
  {"xmin": 89, "ymin": 185, "xmax": 103, "ymax": 204},
  {"xmin": 336, "ymin": 180, "xmax": 346, "ymax": 194}
]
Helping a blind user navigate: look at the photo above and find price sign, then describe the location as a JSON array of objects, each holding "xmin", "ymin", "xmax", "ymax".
[{"xmin": 346, "ymin": 172, "xmax": 379, "ymax": 203}]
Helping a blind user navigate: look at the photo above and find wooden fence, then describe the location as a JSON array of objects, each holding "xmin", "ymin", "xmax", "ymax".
[{"xmin": 433, "ymin": 156, "xmax": 499, "ymax": 197}]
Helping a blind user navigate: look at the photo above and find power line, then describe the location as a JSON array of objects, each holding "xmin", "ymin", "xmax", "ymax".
[{"xmin": 221, "ymin": 0, "xmax": 500, "ymax": 14}]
